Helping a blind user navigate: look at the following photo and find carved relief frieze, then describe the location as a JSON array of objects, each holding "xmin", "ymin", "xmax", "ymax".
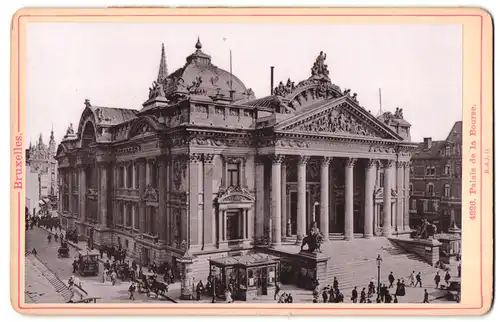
[
  {"xmin": 170, "ymin": 191, "xmax": 188, "ymax": 204},
  {"xmin": 275, "ymin": 139, "xmax": 310, "ymax": 149},
  {"xmin": 369, "ymin": 145, "xmax": 397, "ymax": 154},
  {"xmin": 115, "ymin": 145, "xmax": 141, "ymax": 156},
  {"xmin": 284, "ymin": 104, "xmax": 377, "ymax": 137}
]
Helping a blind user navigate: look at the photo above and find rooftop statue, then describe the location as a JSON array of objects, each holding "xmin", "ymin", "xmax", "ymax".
[
  {"xmin": 394, "ymin": 107, "xmax": 404, "ymax": 119},
  {"xmin": 311, "ymin": 51, "xmax": 330, "ymax": 79},
  {"xmin": 66, "ymin": 123, "xmax": 75, "ymax": 135}
]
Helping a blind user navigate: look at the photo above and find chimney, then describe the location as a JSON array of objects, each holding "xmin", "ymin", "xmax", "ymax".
[
  {"xmin": 270, "ymin": 66, "xmax": 275, "ymax": 95},
  {"xmin": 423, "ymin": 137, "xmax": 432, "ymax": 149}
]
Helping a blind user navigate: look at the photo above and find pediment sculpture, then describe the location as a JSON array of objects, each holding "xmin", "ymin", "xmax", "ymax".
[
  {"xmin": 273, "ymin": 78, "xmax": 296, "ymax": 97},
  {"xmin": 144, "ymin": 184, "xmax": 159, "ymax": 201},
  {"xmin": 284, "ymin": 106, "xmax": 377, "ymax": 137},
  {"xmin": 217, "ymin": 185, "xmax": 255, "ymax": 203}
]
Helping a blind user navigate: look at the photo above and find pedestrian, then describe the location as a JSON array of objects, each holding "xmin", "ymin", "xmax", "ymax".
[
  {"xmin": 47, "ymin": 234, "xmax": 52, "ymax": 243},
  {"xmin": 225, "ymin": 288, "xmax": 233, "ymax": 303},
  {"xmin": 409, "ymin": 271, "xmax": 416, "ymax": 287},
  {"xmin": 333, "ymin": 277, "xmax": 339, "ymax": 290},
  {"xmin": 111, "ymin": 270, "xmax": 117, "ymax": 286},
  {"xmin": 54, "ymin": 234, "xmax": 58, "ymax": 242},
  {"xmin": 434, "ymin": 272, "xmax": 441, "ymax": 289},
  {"xmin": 102, "ymin": 269, "xmax": 107, "ymax": 283},
  {"xmin": 388, "ymin": 272, "xmax": 395, "ymax": 288},
  {"xmin": 31, "ymin": 248, "xmax": 37, "ymax": 256},
  {"xmin": 351, "ymin": 286, "xmax": 358, "ymax": 303},
  {"xmin": 457, "ymin": 264, "xmax": 461, "ymax": 278},
  {"xmin": 72, "ymin": 259, "xmax": 78, "ymax": 273},
  {"xmin": 416, "ymin": 272, "xmax": 422, "ymax": 287},
  {"xmin": 394, "ymin": 295, "xmax": 398, "ymax": 303},
  {"xmin": 275, "ymin": 282, "xmax": 281, "ymax": 300},
  {"xmin": 445, "ymin": 271, "xmax": 451, "ymax": 285},
  {"xmin": 196, "ymin": 280, "xmax": 204, "ymax": 301},
  {"xmin": 360, "ymin": 287, "xmax": 366, "ymax": 303},
  {"xmin": 322, "ymin": 287, "xmax": 329, "ymax": 303},
  {"xmin": 423, "ymin": 289, "xmax": 429, "ymax": 303},
  {"xmin": 128, "ymin": 282, "xmax": 136, "ymax": 300}
]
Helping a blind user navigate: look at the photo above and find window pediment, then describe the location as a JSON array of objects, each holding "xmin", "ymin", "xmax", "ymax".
[{"xmin": 217, "ymin": 186, "xmax": 255, "ymax": 204}]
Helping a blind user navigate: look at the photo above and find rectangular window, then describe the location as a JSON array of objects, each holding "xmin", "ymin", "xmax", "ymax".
[
  {"xmin": 444, "ymin": 185, "xmax": 451, "ymax": 198},
  {"xmin": 126, "ymin": 203, "xmax": 132, "ymax": 227},
  {"xmin": 147, "ymin": 207, "xmax": 157, "ymax": 236},
  {"xmin": 445, "ymin": 165, "xmax": 450, "ymax": 175},
  {"xmin": 151, "ymin": 163, "xmax": 159, "ymax": 189},
  {"xmin": 117, "ymin": 203, "xmax": 123, "ymax": 225},
  {"xmin": 411, "ymin": 199, "xmax": 416, "ymax": 210},
  {"xmin": 227, "ymin": 163, "xmax": 240, "ymax": 187},
  {"xmin": 133, "ymin": 204, "xmax": 139, "ymax": 230},
  {"xmin": 134, "ymin": 164, "xmax": 139, "ymax": 189},
  {"xmin": 127, "ymin": 164, "xmax": 133, "ymax": 188},
  {"xmin": 379, "ymin": 172, "xmax": 385, "ymax": 188},
  {"xmin": 423, "ymin": 200, "xmax": 428, "ymax": 212}
]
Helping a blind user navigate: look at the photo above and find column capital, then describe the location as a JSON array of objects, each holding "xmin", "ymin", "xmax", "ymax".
[
  {"xmin": 345, "ymin": 158, "xmax": 357, "ymax": 168},
  {"xmin": 298, "ymin": 155, "xmax": 310, "ymax": 165},
  {"xmin": 203, "ymin": 153, "xmax": 215, "ymax": 164},
  {"xmin": 396, "ymin": 161, "xmax": 406, "ymax": 168},
  {"xmin": 366, "ymin": 159, "xmax": 378, "ymax": 168},
  {"xmin": 188, "ymin": 153, "xmax": 203, "ymax": 164},
  {"xmin": 271, "ymin": 154, "xmax": 285, "ymax": 164},
  {"xmin": 383, "ymin": 159, "xmax": 395, "ymax": 168},
  {"xmin": 321, "ymin": 156, "xmax": 332, "ymax": 167}
]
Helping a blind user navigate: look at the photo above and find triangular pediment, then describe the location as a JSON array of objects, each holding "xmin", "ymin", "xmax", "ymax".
[{"xmin": 274, "ymin": 97, "xmax": 401, "ymax": 140}]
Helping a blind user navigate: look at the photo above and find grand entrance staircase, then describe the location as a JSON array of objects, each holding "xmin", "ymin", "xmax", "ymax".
[
  {"xmin": 26, "ymin": 254, "xmax": 74, "ymax": 302},
  {"xmin": 320, "ymin": 238, "xmax": 436, "ymax": 291}
]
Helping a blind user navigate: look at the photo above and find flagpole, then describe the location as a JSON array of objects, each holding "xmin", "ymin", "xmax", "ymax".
[{"xmin": 378, "ymin": 88, "xmax": 382, "ymax": 115}]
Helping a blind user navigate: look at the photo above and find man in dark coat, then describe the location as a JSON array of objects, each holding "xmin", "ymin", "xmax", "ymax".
[
  {"xmin": 333, "ymin": 277, "xmax": 339, "ymax": 290},
  {"xmin": 322, "ymin": 287, "xmax": 329, "ymax": 303},
  {"xmin": 416, "ymin": 272, "xmax": 423, "ymax": 287},
  {"xmin": 445, "ymin": 271, "xmax": 451, "ymax": 285},
  {"xmin": 434, "ymin": 272, "xmax": 441, "ymax": 288},
  {"xmin": 388, "ymin": 272, "xmax": 395, "ymax": 288},
  {"xmin": 423, "ymin": 289, "xmax": 429, "ymax": 303},
  {"xmin": 351, "ymin": 286, "xmax": 358, "ymax": 303},
  {"xmin": 360, "ymin": 288, "xmax": 367, "ymax": 303}
]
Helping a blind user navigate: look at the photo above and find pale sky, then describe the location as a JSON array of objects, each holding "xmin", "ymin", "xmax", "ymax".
[{"xmin": 26, "ymin": 22, "xmax": 462, "ymax": 146}]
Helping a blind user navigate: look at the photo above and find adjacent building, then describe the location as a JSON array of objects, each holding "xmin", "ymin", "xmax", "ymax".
[
  {"xmin": 55, "ymin": 40, "xmax": 417, "ymax": 279},
  {"xmin": 26, "ymin": 130, "xmax": 58, "ymax": 215},
  {"xmin": 409, "ymin": 121, "xmax": 462, "ymax": 233}
]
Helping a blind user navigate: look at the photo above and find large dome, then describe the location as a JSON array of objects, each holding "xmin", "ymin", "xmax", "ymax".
[{"xmin": 159, "ymin": 38, "xmax": 255, "ymax": 102}]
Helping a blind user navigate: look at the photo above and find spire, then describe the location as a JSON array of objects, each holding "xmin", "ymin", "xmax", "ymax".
[
  {"xmin": 38, "ymin": 133, "xmax": 43, "ymax": 146},
  {"xmin": 50, "ymin": 123, "xmax": 54, "ymax": 141},
  {"xmin": 195, "ymin": 36, "xmax": 202, "ymax": 50},
  {"xmin": 157, "ymin": 43, "xmax": 168, "ymax": 83}
]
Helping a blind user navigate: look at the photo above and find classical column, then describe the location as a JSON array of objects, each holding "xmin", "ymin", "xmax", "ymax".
[
  {"xmin": 218, "ymin": 211, "xmax": 224, "ymax": 245},
  {"xmin": 364, "ymin": 159, "xmax": 376, "ymax": 238},
  {"xmin": 243, "ymin": 210, "xmax": 248, "ymax": 239},
  {"xmin": 145, "ymin": 160, "xmax": 151, "ymax": 186},
  {"xmin": 255, "ymin": 156, "xmax": 265, "ymax": 240},
  {"xmin": 296, "ymin": 156, "xmax": 309, "ymax": 244},
  {"xmin": 344, "ymin": 158, "xmax": 356, "ymax": 241},
  {"xmin": 223, "ymin": 211, "xmax": 228, "ymax": 241},
  {"xmin": 67, "ymin": 170, "xmax": 73, "ymax": 215},
  {"xmin": 98, "ymin": 163, "xmax": 108, "ymax": 228},
  {"xmin": 404, "ymin": 162, "xmax": 411, "ymax": 230},
  {"xmin": 123, "ymin": 163, "xmax": 128, "ymax": 188},
  {"xmin": 158, "ymin": 158, "xmax": 167, "ymax": 244},
  {"xmin": 137, "ymin": 159, "xmax": 146, "ymax": 234},
  {"xmin": 271, "ymin": 154, "xmax": 283, "ymax": 247},
  {"xmin": 320, "ymin": 157, "xmax": 331, "ymax": 241},
  {"xmin": 396, "ymin": 161, "xmax": 405, "ymax": 233},
  {"xmin": 203, "ymin": 154, "xmax": 215, "ymax": 249},
  {"xmin": 188, "ymin": 154, "xmax": 202, "ymax": 248},
  {"xmin": 383, "ymin": 160, "xmax": 394, "ymax": 237},
  {"xmin": 78, "ymin": 166, "xmax": 86, "ymax": 224},
  {"xmin": 280, "ymin": 162, "xmax": 287, "ymax": 242}
]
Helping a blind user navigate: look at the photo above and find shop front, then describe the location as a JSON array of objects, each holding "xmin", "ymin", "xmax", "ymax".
[{"xmin": 209, "ymin": 253, "xmax": 279, "ymax": 301}]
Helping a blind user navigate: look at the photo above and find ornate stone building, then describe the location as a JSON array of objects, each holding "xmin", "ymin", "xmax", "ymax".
[
  {"xmin": 409, "ymin": 121, "xmax": 462, "ymax": 233},
  {"xmin": 26, "ymin": 130, "xmax": 58, "ymax": 214},
  {"xmin": 56, "ymin": 40, "xmax": 417, "ymax": 277}
]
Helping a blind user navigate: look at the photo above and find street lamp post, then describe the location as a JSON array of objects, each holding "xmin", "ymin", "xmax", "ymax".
[{"xmin": 376, "ymin": 254, "xmax": 382, "ymax": 302}]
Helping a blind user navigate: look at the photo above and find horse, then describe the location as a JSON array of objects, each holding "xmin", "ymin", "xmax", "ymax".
[{"xmin": 300, "ymin": 232, "xmax": 323, "ymax": 252}]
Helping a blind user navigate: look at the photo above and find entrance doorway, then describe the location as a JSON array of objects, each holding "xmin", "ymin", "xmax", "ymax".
[
  {"xmin": 226, "ymin": 211, "xmax": 243, "ymax": 240},
  {"xmin": 290, "ymin": 192, "xmax": 297, "ymax": 235},
  {"xmin": 333, "ymin": 204, "xmax": 345, "ymax": 233},
  {"xmin": 141, "ymin": 247, "xmax": 150, "ymax": 267},
  {"xmin": 255, "ymin": 267, "xmax": 267, "ymax": 296}
]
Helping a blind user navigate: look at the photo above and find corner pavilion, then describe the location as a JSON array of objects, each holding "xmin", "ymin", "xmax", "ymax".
[{"xmin": 55, "ymin": 39, "xmax": 418, "ymax": 289}]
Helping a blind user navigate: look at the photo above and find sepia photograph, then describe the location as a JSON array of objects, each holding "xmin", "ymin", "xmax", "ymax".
[{"xmin": 11, "ymin": 8, "xmax": 492, "ymax": 315}]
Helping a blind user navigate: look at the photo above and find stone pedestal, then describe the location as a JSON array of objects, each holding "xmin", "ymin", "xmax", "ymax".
[
  {"xmin": 297, "ymin": 250, "xmax": 330, "ymax": 289},
  {"xmin": 389, "ymin": 237, "xmax": 442, "ymax": 266},
  {"xmin": 178, "ymin": 249, "xmax": 198, "ymax": 300}
]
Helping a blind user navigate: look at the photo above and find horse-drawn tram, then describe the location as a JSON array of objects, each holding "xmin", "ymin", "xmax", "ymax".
[
  {"xmin": 135, "ymin": 272, "xmax": 170, "ymax": 300},
  {"xmin": 77, "ymin": 249, "xmax": 100, "ymax": 276}
]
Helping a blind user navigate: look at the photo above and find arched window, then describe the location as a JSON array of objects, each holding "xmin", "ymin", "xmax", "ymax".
[{"xmin": 426, "ymin": 183, "xmax": 435, "ymax": 196}]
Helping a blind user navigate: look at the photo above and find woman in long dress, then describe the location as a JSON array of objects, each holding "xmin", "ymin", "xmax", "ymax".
[{"xmin": 225, "ymin": 289, "xmax": 233, "ymax": 303}]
